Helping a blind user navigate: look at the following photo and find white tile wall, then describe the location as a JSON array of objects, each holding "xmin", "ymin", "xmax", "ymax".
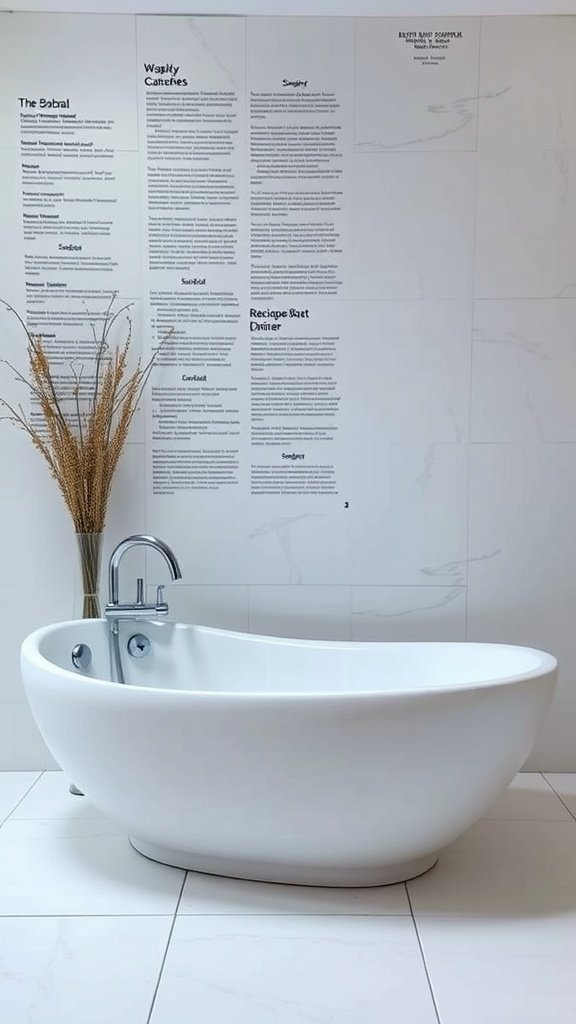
[
  {"xmin": 353, "ymin": 152, "xmax": 476, "ymax": 300},
  {"xmin": 478, "ymin": 15, "xmax": 576, "ymax": 152},
  {"xmin": 352, "ymin": 585, "xmax": 467, "ymax": 641},
  {"xmin": 474, "ymin": 149, "xmax": 576, "ymax": 299},
  {"xmin": 354, "ymin": 17, "xmax": 481, "ymax": 153},
  {"xmin": 350, "ymin": 444, "xmax": 469, "ymax": 586},
  {"xmin": 248, "ymin": 585, "xmax": 352, "ymax": 639},
  {"xmin": 467, "ymin": 443, "xmax": 576, "ymax": 769},
  {"xmin": 2, "ymin": 13, "xmax": 576, "ymax": 771},
  {"xmin": 350, "ymin": 301, "xmax": 472, "ymax": 444},
  {"xmin": 471, "ymin": 300, "xmax": 576, "ymax": 442}
]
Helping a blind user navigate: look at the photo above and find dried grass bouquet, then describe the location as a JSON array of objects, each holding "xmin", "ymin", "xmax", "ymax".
[{"xmin": 0, "ymin": 296, "xmax": 161, "ymax": 615}]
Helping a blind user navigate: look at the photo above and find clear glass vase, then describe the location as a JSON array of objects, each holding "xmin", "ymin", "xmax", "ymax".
[
  {"xmin": 71, "ymin": 532, "xmax": 103, "ymax": 795},
  {"xmin": 74, "ymin": 532, "xmax": 103, "ymax": 619}
]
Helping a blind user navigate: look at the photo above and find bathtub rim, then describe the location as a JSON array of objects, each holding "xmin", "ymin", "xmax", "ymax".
[{"xmin": 21, "ymin": 618, "xmax": 559, "ymax": 702}]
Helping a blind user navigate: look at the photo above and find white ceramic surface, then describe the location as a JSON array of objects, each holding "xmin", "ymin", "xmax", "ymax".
[{"xmin": 20, "ymin": 621, "xmax": 557, "ymax": 886}]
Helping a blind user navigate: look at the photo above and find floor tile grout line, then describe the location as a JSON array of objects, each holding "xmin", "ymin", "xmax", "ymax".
[
  {"xmin": 0, "ymin": 770, "xmax": 45, "ymax": 829},
  {"xmin": 0, "ymin": 912, "xmax": 180, "ymax": 919},
  {"xmin": 0, "ymin": 910, "xmax": 414, "ymax": 919},
  {"xmin": 146, "ymin": 871, "xmax": 188, "ymax": 1024},
  {"xmin": 405, "ymin": 883, "xmax": 443, "ymax": 1024},
  {"xmin": 540, "ymin": 772, "xmax": 576, "ymax": 824}
]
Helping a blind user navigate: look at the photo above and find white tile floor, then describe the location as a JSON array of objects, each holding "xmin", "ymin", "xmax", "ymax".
[{"xmin": 0, "ymin": 771, "xmax": 575, "ymax": 1023}]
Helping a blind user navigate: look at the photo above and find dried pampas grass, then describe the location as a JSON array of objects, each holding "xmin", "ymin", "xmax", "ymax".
[{"xmin": 0, "ymin": 295, "xmax": 160, "ymax": 535}]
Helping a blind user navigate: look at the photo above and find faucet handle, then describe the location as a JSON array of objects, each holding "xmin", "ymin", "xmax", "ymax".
[
  {"xmin": 136, "ymin": 577, "xmax": 145, "ymax": 605},
  {"xmin": 155, "ymin": 585, "xmax": 169, "ymax": 616}
]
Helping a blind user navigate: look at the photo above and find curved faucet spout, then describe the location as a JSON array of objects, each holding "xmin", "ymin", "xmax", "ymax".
[
  {"xmin": 108, "ymin": 534, "xmax": 182, "ymax": 606},
  {"xmin": 105, "ymin": 534, "xmax": 182, "ymax": 688}
]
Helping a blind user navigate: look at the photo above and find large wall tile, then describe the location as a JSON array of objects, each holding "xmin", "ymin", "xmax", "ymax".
[
  {"xmin": 0, "ymin": 704, "xmax": 57, "ymax": 770},
  {"xmin": 351, "ymin": 443, "xmax": 468, "ymax": 586},
  {"xmin": 355, "ymin": 17, "xmax": 480, "ymax": 153},
  {"xmin": 248, "ymin": 584, "xmax": 352, "ymax": 639},
  {"xmin": 524, "ymin": 702, "xmax": 576, "ymax": 772},
  {"xmin": 352, "ymin": 152, "xmax": 476, "ymax": 299},
  {"xmin": 247, "ymin": 496, "xmax": 351, "ymax": 586},
  {"xmin": 148, "ymin": 490, "xmax": 250, "ymax": 585},
  {"xmin": 471, "ymin": 300, "xmax": 576, "ymax": 442},
  {"xmin": 478, "ymin": 15, "xmax": 576, "ymax": 152},
  {"xmin": 351, "ymin": 301, "xmax": 471, "ymax": 444},
  {"xmin": 352, "ymin": 585, "xmax": 466, "ymax": 641},
  {"xmin": 156, "ymin": 584, "xmax": 249, "ymax": 633},
  {"xmin": 475, "ymin": 149, "xmax": 576, "ymax": 299},
  {"xmin": 468, "ymin": 443, "xmax": 576, "ymax": 621},
  {"xmin": 468, "ymin": 443, "xmax": 576, "ymax": 767}
]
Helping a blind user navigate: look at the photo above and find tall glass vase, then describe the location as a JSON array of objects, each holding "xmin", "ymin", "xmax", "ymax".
[
  {"xmin": 74, "ymin": 532, "xmax": 103, "ymax": 620},
  {"xmin": 70, "ymin": 532, "xmax": 103, "ymax": 797}
]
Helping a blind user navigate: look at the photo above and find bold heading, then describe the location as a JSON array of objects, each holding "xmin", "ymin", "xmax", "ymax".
[
  {"xmin": 250, "ymin": 307, "xmax": 310, "ymax": 332},
  {"xmin": 398, "ymin": 30, "xmax": 463, "ymax": 39},
  {"xmin": 144, "ymin": 63, "xmax": 188, "ymax": 86},
  {"xmin": 19, "ymin": 97, "xmax": 70, "ymax": 109}
]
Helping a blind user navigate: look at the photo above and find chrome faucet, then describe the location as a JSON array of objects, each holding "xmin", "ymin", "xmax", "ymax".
[{"xmin": 105, "ymin": 534, "xmax": 182, "ymax": 628}]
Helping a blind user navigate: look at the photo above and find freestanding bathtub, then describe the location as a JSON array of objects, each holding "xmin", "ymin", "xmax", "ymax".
[{"xmin": 21, "ymin": 620, "xmax": 557, "ymax": 886}]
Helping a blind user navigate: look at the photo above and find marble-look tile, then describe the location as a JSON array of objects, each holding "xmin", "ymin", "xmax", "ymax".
[
  {"xmin": 471, "ymin": 300, "xmax": 576, "ymax": 442},
  {"xmin": 467, "ymin": 443, "xmax": 576, "ymax": 768},
  {"xmin": 478, "ymin": 15, "xmax": 576, "ymax": 152},
  {"xmin": 179, "ymin": 869, "xmax": 409, "ymax": 915},
  {"xmin": 0, "ymin": 915, "xmax": 171, "ymax": 1024},
  {"xmin": 352, "ymin": 586, "xmax": 466, "ymax": 641},
  {"xmin": 248, "ymin": 585, "xmax": 352, "ymax": 640},
  {"xmin": 0, "ymin": 495, "xmax": 72, "ymax": 611},
  {"xmin": 246, "ymin": 496, "xmax": 351, "ymax": 586},
  {"xmin": 350, "ymin": 301, "xmax": 471, "ymax": 444},
  {"xmin": 248, "ymin": 15, "xmax": 353, "ymax": 95},
  {"xmin": 9, "ymin": 770, "xmax": 106, "ymax": 820},
  {"xmin": 151, "ymin": 915, "xmax": 438, "ymax": 1024},
  {"xmin": 353, "ymin": 152, "xmax": 475, "ymax": 299},
  {"xmin": 0, "ymin": 431, "xmax": 50, "ymax": 501},
  {"xmin": 0, "ymin": 573, "xmax": 88, "ymax": 702},
  {"xmin": 355, "ymin": 17, "xmax": 480, "ymax": 152},
  {"xmin": 350, "ymin": 443, "xmax": 468, "ymax": 586},
  {"xmin": 148, "ymin": 490, "xmax": 250, "ymax": 586},
  {"xmin": 0, "ymin": 13, "xmax": 139, "ymax": 150},
  {"xmin": 543, "ymin": 773, "xmax": 576, "ymax": 818},
  {"xmin": 151, "ymin": 584, "xmax": 249, "ymax": 633},
  {"xmin": 0, "ymin": 704, "xmax": 58, "ymax": 771},
  {"xmin": 468, "ymin": 442, "xmax": 576, "ymax": 612},
  {"xmin": 139, "ymin": 12, "xmax": 247, "ymax": 95},
  {"xmin": 0, "ymin": 817, "xmax": 184, "ymax": 915},
  {"xmin": 0, "ymin": 771, "xmax": 41, "ymax": 823},
  {"xmin": 418, "ymin": 914, "xmax": 576, "ymax": 1024},
  {"xmin": 475, "ymin": 149, "xmax": 576, "ymax": 299},
  {"xmin": 525, "ymin": 704, "xmax": 576, "ymax": 774},
  {"xmin": 408, "ymin": 819, "xmax": 576, "ymax": 917},
  {"xmin": 482, "ymin": 772, "xmax": 573, "ymax": 821}
]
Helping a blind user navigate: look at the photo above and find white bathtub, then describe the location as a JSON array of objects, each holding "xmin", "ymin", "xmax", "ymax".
[{"xmin": 21, "ymin": 620, "xmax": 557, "ymax": 887}]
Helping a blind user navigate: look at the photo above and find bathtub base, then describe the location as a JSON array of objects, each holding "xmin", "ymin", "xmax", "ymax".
[{"xmin": 129, "ymin": 837, "xmax": 438, "ymax": 887}]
